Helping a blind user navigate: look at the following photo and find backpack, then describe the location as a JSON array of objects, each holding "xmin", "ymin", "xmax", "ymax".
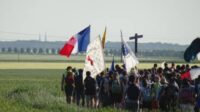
[
  {"xmin": 96, "ymin": 75, "xmax": 103, "ymax": 88},
  {"xmin": 142, "ymin": 87, "xmax": 152, "ymax": 102},
  {"xmin": 74, "ymin": 74, "xmax": 83, "ymax": 89},
  {"xmin": 179, "ymin": 87, "xmax": 195, "ymax": 104},
  {"xmin": 100, "ymin": 78, "xmax": 110, "ymax": 94},
  {"xmin": 166, "ymin": 85, "xmax": 178, "ymax": 99},
  {"xmin": 111, "ymin": 80, "xmax": 121, "ymax": 94},
  {"xmin": 196, "ymin": 83, "xmax": 200, "ymax": 97},
  {"xmin": 65, "ymin": 75, "xmax": 74, "ymax": 86},
  {"xmin": 151, "ymin": 82, "xmax": 161, "ymax": 99},
  {"xmin": 195, "ymin": 83, "xmax": 200, "ymax": 107},
  {"xmin": 85, "ymin": 77, "xmax": 96, "ymax": 92}
]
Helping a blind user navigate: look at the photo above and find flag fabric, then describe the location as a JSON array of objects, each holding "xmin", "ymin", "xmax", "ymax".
[
  {"xmin": 184, "ymin": 38, "xmax": 200, "ymax": 62},
  {"xmin": 181, "ymin": 68, "xmax": 200, "ymax": 80},
  {"xmin": 197, "ymin": 52, "xmax": 200, "ymax": 60},
  {"xmin": 121, "ymin": 36, "xmax": 139, "ymax": 73},
  {"xmin": 59, "ymin": 26, "xmax": 90, "ymax": 57},
  {"xmin": 101, "ymin": 27, "xmax": 107, "ymax": 49},
  {"xmin": 161, "ymin": 61, "xmax": 166, "ymax": 69},
  {"xmin": 59, "ymin": 37, "xmax": 77, "ymax": 57},
  {"xmin": 83, "ymin": 37, "xmax": 105, "ymax": 79},
  {"xmin": 109, "ymin": 56, "xmax": 115, "ymax": 72}
]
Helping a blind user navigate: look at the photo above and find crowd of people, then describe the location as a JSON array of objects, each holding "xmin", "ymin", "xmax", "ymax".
[{"xmin": 61, "ymin": 63, "xmax": 200, "ymax": 112}]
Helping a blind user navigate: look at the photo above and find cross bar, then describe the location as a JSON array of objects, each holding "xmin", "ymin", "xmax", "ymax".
[{"xmin": 129, "ymin": 33, "xmax": 143, "ymax": 54}]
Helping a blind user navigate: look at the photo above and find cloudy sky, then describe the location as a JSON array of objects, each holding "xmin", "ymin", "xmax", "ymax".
[{"xmin": 0, "ymin": 0, "xmax": 200, "ymax": 44}]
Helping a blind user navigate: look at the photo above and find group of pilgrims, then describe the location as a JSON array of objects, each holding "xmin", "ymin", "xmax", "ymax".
[{"xmin": 61, "ymin": 62, "xmax": 200, "ymax": 112}]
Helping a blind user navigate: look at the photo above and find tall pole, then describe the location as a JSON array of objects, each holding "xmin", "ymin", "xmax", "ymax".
[
  {"xmin": 135, "ymin": 38, "xmax": 138, "ymax": 53},
  {"xmin": 39, "ymin": 33, "xmax": 41, "ymax": 41},
  {"xmin": 129, "ymin": 33, "xmax": 143, "ymax": 54},
  {"xmin": 120, "ymin": 30, "xmax": 123, "ymax": 63},
  {"xmin": 45, "ymin": 32, "xmax": 47, "ymax": 42}
]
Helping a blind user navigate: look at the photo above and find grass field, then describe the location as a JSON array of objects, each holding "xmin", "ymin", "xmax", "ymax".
[
  {"xmin": 0, "ymin": 54, "xmax": 199, "ymax": 112},
  {"xmin": 0, "ymin": 53, "xmax": 193, "ymax": 63},
  {"xmin": 0, "ymin": 69, "xmax": 126, "ymax": 112},
  {"xmin": 0, "ymin": 62, "xmax": 199, "ymax": 69}
]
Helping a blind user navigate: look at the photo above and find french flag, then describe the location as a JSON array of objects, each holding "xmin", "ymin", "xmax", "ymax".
[
  {"xmin": 59, "ymin": 26, "xmax": 90, "ymax": 57},
  {"xmin": 181, "ymin": 68, "xmax": 200, "ymax": 80}
]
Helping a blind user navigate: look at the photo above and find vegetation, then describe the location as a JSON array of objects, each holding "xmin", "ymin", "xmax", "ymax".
[
  {"xmin": 0, "ymin": 53, "xmax": 198, "ymax": 112},
  {"xmin": 0, "ymin": 69, "xmax": 126, "ymax": 112},
  {"xmin": 0, "ymin": 40, "xmax": 188, "ymax": 58},
  {"xmin": 0, "ymin": 53, "xmax": 198, "ymax": 63}
]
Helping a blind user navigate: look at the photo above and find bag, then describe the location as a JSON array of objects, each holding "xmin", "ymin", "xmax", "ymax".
[
  {"xmin": 65, "ymin": 75, "xmax": 74, "ymax": 86},
  {"xmin": 179, "ymin": 87, "xmax": 195, "ymax": 104},
  {"xmin": 151, "ymin": 99, "xmax": 159, "ymax": 109},
  {"xmin": 197, "ymin": 98, "xmax": 200, "ymax": 108},
  {"xmin": 166, "ymin": 85, "xmax": 178, "ymax": 99},
  {"xmin": 100, "ymin": 78, "xmax": 110, "ymax": 95},
  {"xmin": 143, "ymin": 87, "xmax": 152, "ymax": 102},
  {"xmin": 111, "ymin": 80, "xmax": 121, "ymax": 94},
  {"xmin": 85, "ymin": 77, "xmax": 96, "ymax": 92},
  {"xmin": 125, "ymin": 99, "xmax": 139, "ymax": 110},
  {"xmin": 151, "ymin": 83, "xmax": 161, "ymax": 99}
]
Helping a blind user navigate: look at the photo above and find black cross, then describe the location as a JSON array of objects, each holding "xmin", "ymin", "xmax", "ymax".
[{"xmin": 129, "ymin": 33, "xmax": 143, "ymax": 54}]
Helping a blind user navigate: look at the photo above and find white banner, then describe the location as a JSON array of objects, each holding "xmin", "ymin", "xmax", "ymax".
[
  {"xmin": 121, "ymin": 36, "xmax": 139, "ymax": 73},
  {"xmin": 190, "ymin": 68, "xmax": 200, "ymax": 80},
  {"xmin": 197, "ymin": 52, "xmax": 200, "ymax": 60},
  {"xmin": 83, "ymin": 37, "xmax": 105, "ymax": 79}
]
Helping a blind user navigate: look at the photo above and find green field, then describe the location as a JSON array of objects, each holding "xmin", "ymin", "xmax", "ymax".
[
  {"xmin": 0, "ymin": 54, "xmax": 199, "ymax": 112},
  {"xmin": 0, "ymin": 62, "xmax": 156, "ymax": 69},
  {"xmin": 0, "ymin": 53, "xmax": 193, "ymax": 63},
  {"xmin": 0, "ymin": 69, "xmax": 126, "ymax": 112}
]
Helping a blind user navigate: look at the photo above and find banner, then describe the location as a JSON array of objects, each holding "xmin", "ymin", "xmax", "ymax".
[{"xmin": 83, "ymin": 37, "xmax": 105, "ymax": 79}]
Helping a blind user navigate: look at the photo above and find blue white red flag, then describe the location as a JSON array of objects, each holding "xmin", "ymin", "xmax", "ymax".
[{"xmin": 59, "ymin": 26, "xmax": 90, "ymax": 57}]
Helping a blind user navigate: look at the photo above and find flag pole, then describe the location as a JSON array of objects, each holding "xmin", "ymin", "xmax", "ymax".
[{"xmin": 120, "ymin": 30, "xmax": 123, "ymax": 63}]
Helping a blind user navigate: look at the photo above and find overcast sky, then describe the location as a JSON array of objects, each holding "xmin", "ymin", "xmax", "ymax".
[{"xmin": 0, "ymin": 0, "xmax": 200, "ymax": 45}]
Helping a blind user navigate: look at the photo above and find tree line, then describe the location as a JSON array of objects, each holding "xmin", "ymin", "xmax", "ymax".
[
  {"xmin": 0, "ymin": 47, "xmax": 60, "ymax": 55},
  {"xmin": 0, "ymin": 47, "xmax": 184, "ymax": 58}
]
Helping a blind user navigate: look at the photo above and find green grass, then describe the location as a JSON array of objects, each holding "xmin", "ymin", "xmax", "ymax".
[
  {"xmin": 0, "ymin": 53, "xmax": 199, "ymax": 112},
  {"xmin": 0, "ymin": 53, "xmax": 197, "ymax": 63},
  {"xmin": 0, "ymin": 62, "xmax": 199, "ymax": 69},
  {"xmin": 0, "ymin": 69, "xmax": 128, "ymax": 112}
]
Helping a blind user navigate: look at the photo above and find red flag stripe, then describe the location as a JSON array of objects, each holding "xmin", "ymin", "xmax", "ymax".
[{"xmin": 59, "ymin": 37, "xmax": 77, "ymax": 57}]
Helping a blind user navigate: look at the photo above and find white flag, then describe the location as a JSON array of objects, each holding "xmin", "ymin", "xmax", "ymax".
[
  {"xmin": 83, "ymin": 37, "xmax": 105, "ymax": 79},
  {"xmin": 121, "ymin": 37, "xmax": 139, "ymax": 73},
  {"xmin": 161, "ymin": 61, "xmax": 166, "ymax": 69},
  {"xmin": 197, "ymin": 52, "xmax": 200, "ymax": 60},
  {"xmin": 190, "ymin": 68, "xmax": 200, "ymax": 80}
]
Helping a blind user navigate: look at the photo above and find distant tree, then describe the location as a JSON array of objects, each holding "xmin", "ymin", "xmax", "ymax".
[
  {"xmin": 110, "ymin": 49, "xmax": 114, "ymax": 55},
  {"xmin": 14, "ymin": 48, "xmax": 18, "ymax": 54},
  {"xmin": 20, "ymin": 48, "xmax": 25, "ymax": 54},
  {"xmin": 33, "ymin": 48, "xmax": 38, "ymax": 54},
  {"xmin": 38, "ymin": 48, "xmax": 44, "ymax": 54},
  {"xmin": 7, "ymin": 47, "xmax": 12, "ymax": 53},
  {"xmin": 104, "ymin": 49, "xmax": 109, "ymax": 56},
  {"xmin": 1, "ymin": 48, "xmax": 5, "ymax": 53},
  {"xmin": 26, "ymin": 48, "xmax": 31, "ymax": 54},
  {"xmin": 57, "ymin": 48, "xmax": 60, "ymax": 54},
  {"xmin": 45, "ymin": 48, "xmax": 49, "ymax": 54},
  {"xmin": 112, "ymin": 49, "xmax": 117, "ymax": 55},
  {"xmin": 51, "ymin": 48, "xmax": 56, "ymax": 54}
]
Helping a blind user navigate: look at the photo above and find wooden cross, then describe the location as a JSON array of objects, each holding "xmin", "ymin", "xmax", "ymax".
[{"xmin": 129, "ymin": 33, "xmax": 143, "ymax": 54}]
